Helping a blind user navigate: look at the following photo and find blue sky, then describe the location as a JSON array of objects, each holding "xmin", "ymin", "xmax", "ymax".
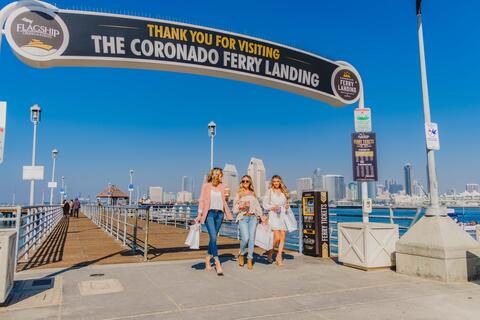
[{"xmin": 0, "ymin": 0, "xmax": 479, "ymax": 203}]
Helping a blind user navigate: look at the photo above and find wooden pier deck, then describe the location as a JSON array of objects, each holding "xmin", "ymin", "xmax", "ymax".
[{"xmin": 17, "ymin": 213, "xmax": 255, "ymax": 271}]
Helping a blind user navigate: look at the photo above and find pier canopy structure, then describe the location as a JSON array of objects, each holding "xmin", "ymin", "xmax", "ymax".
[
  {"xmin": 96, "ymin": 184, "xmax": 129, "ymax": 206},
  {"xmin": 0, "ymin": 0, "xmax": 362, "ymax": 107}
]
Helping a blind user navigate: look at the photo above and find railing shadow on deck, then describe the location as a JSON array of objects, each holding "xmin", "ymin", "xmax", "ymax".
[{"xmin": 17, "ymin": 216, "xmax": 70, "ymax": 271}]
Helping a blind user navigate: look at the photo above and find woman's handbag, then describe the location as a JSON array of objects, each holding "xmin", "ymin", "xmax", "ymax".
[
  {"xmin": 185, "ymin": 223, "xmax": 201, "ymax": 249},
  {"xmin": 283, "ymin": 208, "xmax": 298, "ymax": 233},
  {"xmin": 255, "ymin": 223, "xmax": 273, "ymax": 250}
]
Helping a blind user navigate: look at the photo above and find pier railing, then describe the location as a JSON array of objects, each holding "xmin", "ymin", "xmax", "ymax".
[
  {"xmin": 0, "ymin": 205, "xmax": 63, "ymax": 263},
  {"xmin": 83, "ymin": 204, "xmax": 424, "ymax": 258},
  {"xmin": 83, "ymin": 205, "xmax": 151, "ymax": 261}
]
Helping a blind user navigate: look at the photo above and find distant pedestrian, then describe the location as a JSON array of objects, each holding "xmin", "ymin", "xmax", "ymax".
[
  {"xmin": 233, "ymin": 175, "xmax": 263, "ymax": 270},
  {"xmin": 69, "ymin": 199, "xmax": 74, "ymax": 216},
  {"xmin": 195, "ymin": 167, "xmax": 233, "ymax": 276},
  {"xmin": 73, "ymin": 198, "xmax": 81, "ymax": 218},
  {"xmin": 263, "ymin": 175, "xmax": 290, "ymax": 266},
  {"xmin": 62, "ymin": 200, "xmax": 70, "ymax": 217}
]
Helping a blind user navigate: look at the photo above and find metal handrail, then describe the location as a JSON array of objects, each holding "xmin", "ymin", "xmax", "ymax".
[
  {"xmin": 0, "ymin": 205, "xmax": 63, "ymax": 263},
  {"xmin": 83, "ymin": 205, "xmax": 150, "ymax": 260}
]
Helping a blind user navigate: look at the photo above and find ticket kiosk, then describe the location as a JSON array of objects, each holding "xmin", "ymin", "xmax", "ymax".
[{"xmin": 301, "ymin": 191, "xmax": 330, "ymax": 257}]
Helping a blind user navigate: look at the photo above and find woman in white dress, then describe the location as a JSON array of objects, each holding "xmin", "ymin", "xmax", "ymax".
[{"xmin": 262, "ymin": 175, "xmax": 290, "ymax": 266}]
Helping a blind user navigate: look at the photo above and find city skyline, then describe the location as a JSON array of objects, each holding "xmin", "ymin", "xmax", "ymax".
[{"xmin": 0, "ymin": 0, "xmax": 479, "ymax": 203}]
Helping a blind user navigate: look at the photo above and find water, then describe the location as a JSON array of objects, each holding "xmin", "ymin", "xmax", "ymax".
[{"xmin": 192, "ymin": 206, "xmax": 480, "ymax": 253}]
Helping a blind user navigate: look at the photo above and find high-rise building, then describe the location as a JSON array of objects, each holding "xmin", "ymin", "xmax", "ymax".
[
  {"xmin": 296, "ymin": 177, "xmax": 313, "ymax": 198},
  {"xmin": 181, "ymin": 176, "xmax": 195, "ymax": 198},
  {"xmin": 323, "ymin": 175, "xmax": 345, "ymax": 202},
  {"xmin": 163, "ymin": 192, "xmax": 176, "ymax": 203},
  {"xmin": 376, "ymin": 184, "xmax": 386, "ymax": 196},
  {"xmin": 404, "ymin": 163, "xmax": 413, "ymax": 196},
  {"xmin": 357, "ymin": 181, "xmax": 377, "ymax": 200},
  {"xmin": 389, "ymin": 183, "xmax": 403, "ymax": 194},
  {"xmin": 312, "ymin": 168, "xmax": 323, "ymax": 190},
  {"xmin": 223, "ymin": 163, "xmax": 239, "ymax": 200},
  {"xmin": 176, "ymin": 191, "xmax": 192, "ymax": 203},
  {"xmin": 466, "ymin": 184, "xmax": 480, "ymax": 193},
  {"xmin": 347, "ymin": 182, "xmax": 359, "ymax": 201},
  {"xmin": 247, "ymin": 157, "xmax": 266, "ymax": 198},
  {"xmin": 149, "ymin": 186, "xmax": 164, "ymax": 203}
]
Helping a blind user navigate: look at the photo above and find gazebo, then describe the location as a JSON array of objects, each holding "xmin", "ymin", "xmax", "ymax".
[{"xmin": 96, "ymin": 184, "xmax": 129, "ymax": 206}]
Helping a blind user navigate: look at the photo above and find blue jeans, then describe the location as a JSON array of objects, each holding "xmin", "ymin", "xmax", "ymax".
[
  {"xmin": 205, "ymin": 209, "xmax": 224, "ymax": 259},
  {"xmin": 239, "ymin": 215, "xmax": 258, "ymax": 259}
]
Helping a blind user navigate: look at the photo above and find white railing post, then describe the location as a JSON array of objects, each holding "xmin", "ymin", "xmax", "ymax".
[
  {"xmin": 14, "ymin": 206, "xmax": 22, "ymax": 264},
  {"xmin": 116, "ymin": 208, "xmax": 120, "ymax": 240},
  {"xmin": 123, "ymin": 208, "xmax": 127, "ymax": 246}
]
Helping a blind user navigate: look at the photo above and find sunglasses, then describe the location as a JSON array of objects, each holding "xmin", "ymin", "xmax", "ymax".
[{"xmin": 241, "ymin": 180, "xmax": 250, "ymax": 183}]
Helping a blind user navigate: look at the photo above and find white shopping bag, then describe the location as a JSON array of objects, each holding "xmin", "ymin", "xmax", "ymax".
[
  {"xmin": 283, "ymin": 208, "xmax": 298, "ymax": 233},
  {"xmin": 255, "ymin": 223, "xmax": 273, "ymax": 251},
  {"xmin": 185, "ymin": 223, "xmax": 200, "ymax": 249}
]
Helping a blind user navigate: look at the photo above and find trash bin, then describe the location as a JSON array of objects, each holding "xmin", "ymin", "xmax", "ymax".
[{"xmin": 0, "ymin": 230, "xmax": 17, "ymax": 304}]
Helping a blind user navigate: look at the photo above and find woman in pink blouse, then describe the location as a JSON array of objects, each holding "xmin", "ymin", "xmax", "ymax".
[{"xmin": 195, "ymin": 168, "xmax": 233, "ymax": 275}]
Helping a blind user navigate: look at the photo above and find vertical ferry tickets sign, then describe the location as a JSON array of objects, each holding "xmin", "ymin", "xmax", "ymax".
[
  {"xmin": 352, "ymin": 132, "xmax": 378, "ymax": 181},
  {"xmin": 2, "ymin": 3, "xmax": 361, "ymax": 106}
]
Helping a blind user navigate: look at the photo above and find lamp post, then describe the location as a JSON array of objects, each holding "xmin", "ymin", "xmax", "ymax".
[
  {"xmin": 129, "ymin": 169, "xmax": 134, "ymax": 206},
  {"xmin": 416, "ymin": 0, "xmax": 443, "ymax": 216},
  {"xmin": 49, "ymin": 149, "xmax": 58, "ymax": 205},
  {"xmin": 208, "ymin": 121, "xmax": 216, "ymax": 169},
  {"xmin": 60, "ymin": 176, "xmax": 65, "ymax": 202},
  {"xmin": 29, "ymin": 104, "xmax": 41, "ymax": 206}
]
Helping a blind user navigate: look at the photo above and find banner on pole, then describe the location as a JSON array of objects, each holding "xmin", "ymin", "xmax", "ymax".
[
  {"xmin": 352, "ymin": 132, "xmax": 378, "ymax": 181},
  {"xmin": 425, "ymin": 122, "xmax": 440, "ymax": 150}
]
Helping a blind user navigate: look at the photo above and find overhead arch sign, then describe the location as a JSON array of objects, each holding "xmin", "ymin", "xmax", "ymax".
[{"xmin": 1, "ymin": 1, "xmax": 362, "ymax": 106}]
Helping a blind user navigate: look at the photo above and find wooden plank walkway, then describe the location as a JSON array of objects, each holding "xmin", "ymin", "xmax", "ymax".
[{"xmin": 18, "ymin": 213, "xmax": 269, "ymax": 271}]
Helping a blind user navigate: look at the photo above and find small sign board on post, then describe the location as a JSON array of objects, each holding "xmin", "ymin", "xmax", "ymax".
[
  {"xmin": 48, "ymin": 181, "xmax": 58, "ymax": 188},
  {"xmin": 22, "ymin": 166, "xmax": 44, "ymax": 180},
  {"xmin": 425, "ymin": 122, "xmax": 440, "ymax": 150},
  {"xmin": 128, "ymin": 184, "xmax": 134, "ymax": 192},
  {"xmin": 352, "ymin": 132, "xmax": 378, "ymax": 181},
  {"xmin": 354, "ymin": 108, "xmax": 372, "ymax": 132},
  {"xmin": 0, "ymin": 102, "xmax": 6, "ymax": 164}
]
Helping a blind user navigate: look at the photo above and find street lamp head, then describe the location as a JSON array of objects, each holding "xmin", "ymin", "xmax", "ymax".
[
  {"xmin": 208, "ymin": 121, "xmax": 216, "ymax": 137},
  {"xmin": 52, "ymin": 149, "xmax": 59, "ymax": 159},
  {"xmin": 130, "ymin": 169, "xmax": 134, "ymax": 175},
  {"xmin": 30, "ymin": 104, "xmax": 41, "ymax": 123}
]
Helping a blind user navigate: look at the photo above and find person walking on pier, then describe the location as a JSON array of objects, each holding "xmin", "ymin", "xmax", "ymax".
[
  {"xmin": 73, "ymin": 198, "xmax": 81, "ymax": 218},
  {"xmin": 195, "ymin": 167, "xmax": 233, "ymax": 276},
  {"xmin": 263, "ymin": 175, "xmax": 290, "ymax": 266},
  {"xmin": 62, "ymin": 199, "xmax": 70, "ymax": 218},
  {"xmin": 233, "ymin": 175, "xmax": 263, "ymax": 270},
  {"xmin": 69, "ymin": 199, "xmax": 74, "ymax": 216}
]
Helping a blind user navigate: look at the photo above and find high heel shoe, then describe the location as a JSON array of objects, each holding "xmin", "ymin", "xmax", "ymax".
[
  {"xmin": 238, "ymin": 254, "xmax": 245, "ymax": 267},
  {"xmin": 214, "ymin": 260, "xmax": 224, "ymax": 276},
  {"xmin": 205, "ymin": 255, "xmax": 212, "ymax": 270},
  {"xmin": 266, "ymin": 250, "xmax": 274, "ymax": 264},
  {"xmin": 247, "ymin": 258, "xmax": 253, "ymax": 270},
  {"xmin": 275, "ymin": 254, "xmax": 284, "ymax": 266}
]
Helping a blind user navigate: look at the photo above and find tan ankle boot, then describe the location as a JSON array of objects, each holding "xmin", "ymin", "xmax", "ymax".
[
  {"xmin": 238, "ymin": 254, "xmax": 245, "ymax": 267},
  {"xmin": 247, "ymin": 259, "xmax": 253, "ymax": 270}
]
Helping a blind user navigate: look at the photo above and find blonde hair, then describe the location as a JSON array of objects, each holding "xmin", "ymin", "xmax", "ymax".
[
  {"xmin": 207, "ymin": 167, "xmax": 223, "ymax": 185},
  {"xmin": 238, "ymin": 175, "xmax": 255, "ymax": 196},
  {"xmin": 270, "ymin": 175, "xmax": 290, "ymax": 200}
]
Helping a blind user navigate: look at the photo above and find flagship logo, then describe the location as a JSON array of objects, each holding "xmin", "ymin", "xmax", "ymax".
[
  {"xmin": 332, "ymin": 68, "xmax": 360, "ymax": 102},
  {"xmin": 10, "ymin": 10, "xmax": 65, "ymax": 57}
]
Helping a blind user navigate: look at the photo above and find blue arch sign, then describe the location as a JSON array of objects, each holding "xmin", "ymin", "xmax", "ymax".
[{"xmin": 1, "ymin": 1, "xmax": 362, "ymax": 106}]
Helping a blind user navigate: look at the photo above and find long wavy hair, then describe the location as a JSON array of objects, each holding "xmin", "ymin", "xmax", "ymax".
[
  {"xmin": 237, "ymin": 175, "xmax": 255, "ymax": 196},
  {"xmin": 207, "ymin": 167, "xmax": 223, "ymax": 185},
  {"xmin": 270, "ymin": 175, "xmax": 290, "ymax": 200}
]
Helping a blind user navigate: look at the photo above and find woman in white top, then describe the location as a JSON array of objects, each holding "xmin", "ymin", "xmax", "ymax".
[
  {"xmin": 233, "ymin": 175, "xmax": 263, "ymax": 270},
  {"xmin": 263, "ymin": 175, "xmax": 290, "ymax": 266}
]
